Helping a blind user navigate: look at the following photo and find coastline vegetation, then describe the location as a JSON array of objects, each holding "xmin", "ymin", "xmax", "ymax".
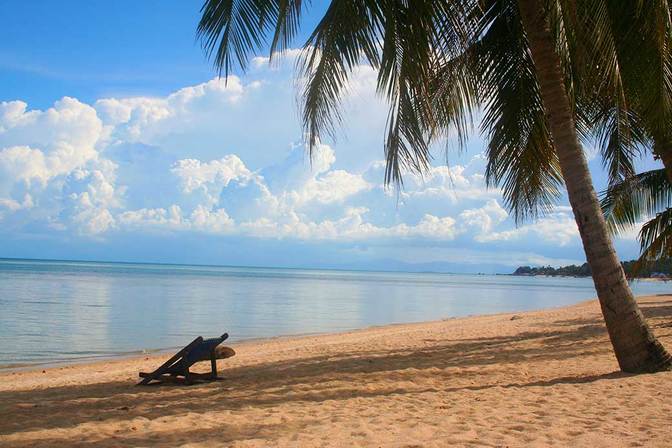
[{"xmin": 514, "ymin": 259, "xmax": 672, "ymax": 279}]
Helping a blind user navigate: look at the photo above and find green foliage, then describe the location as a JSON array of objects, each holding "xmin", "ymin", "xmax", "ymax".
[
  {"xmin": 476, "ymin": 0, "xmax": 563, "ymax": 222},
  {"xmin": 197, "ymin": 0, "xmax": 280, "ymax": 76},
  {"xmin": 600, "ymin": 168, "xmax": 672, "ymax": 271},
  {"xmin": 580, "ymin": 0, "xmax": 672, "ymax": 185},
  {"xmin": 513, "ymin": 263, "xmax": 592, "ymax": 277},
  {"xmin": 601, "ymin": 168, "xmax": 672, "ymax": 234},
  {"xmin": 513, "ymin": 259, "xmax": 672, "ymax": 278},
  {"xmin": 638, "ymin": 208, "xmax": 672, "ymax": 261},
  {"xmin": 298, "ymin": 1, "xmax": 477, "ymax": 185}
]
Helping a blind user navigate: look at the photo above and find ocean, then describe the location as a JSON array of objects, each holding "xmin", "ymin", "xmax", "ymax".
[{"xmin": 0, "ymin": 258, "xmax": 669, "ymax": 368}]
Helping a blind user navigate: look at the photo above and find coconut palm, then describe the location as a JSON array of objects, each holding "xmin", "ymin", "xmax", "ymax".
[{"xmin": 196, "ymin": 0, "xmax": 671, "ymax": 372}]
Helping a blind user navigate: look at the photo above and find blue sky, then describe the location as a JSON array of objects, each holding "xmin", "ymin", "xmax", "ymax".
[{"xmin": 0, "ymin": 1, "xmax": 659, "ymax": 272}]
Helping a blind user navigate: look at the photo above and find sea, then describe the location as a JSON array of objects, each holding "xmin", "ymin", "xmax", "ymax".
[{"xmin": 0, "ymin": 258, "xmax": 669, "ymax": 368}]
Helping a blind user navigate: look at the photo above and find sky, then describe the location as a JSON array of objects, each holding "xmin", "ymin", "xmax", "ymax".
[{"xmin": 0, "ymin": 0, "xmax": 661, "ymax": 273}]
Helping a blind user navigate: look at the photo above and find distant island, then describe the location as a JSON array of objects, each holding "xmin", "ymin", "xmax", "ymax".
[{"xmin": 513, "ymin": 259, "xmax": 672, "ymax": 279}]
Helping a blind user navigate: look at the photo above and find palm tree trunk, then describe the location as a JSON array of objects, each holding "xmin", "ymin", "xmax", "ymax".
[{"xmin": 517, "ymin": 0, "xmax": 671, "ymax": 372}]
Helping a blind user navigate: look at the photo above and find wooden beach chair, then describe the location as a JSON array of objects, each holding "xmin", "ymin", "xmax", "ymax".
[{"xmin": 138, "ymin": 333, "xmax": 235, "ymax": 385}]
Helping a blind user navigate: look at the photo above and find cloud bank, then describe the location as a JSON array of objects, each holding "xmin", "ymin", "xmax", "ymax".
[{"xmin": 0, "ymin": 54, "xmax": 638, "ymax": 270}]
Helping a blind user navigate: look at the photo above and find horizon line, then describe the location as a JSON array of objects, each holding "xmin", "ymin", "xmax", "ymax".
[{"xmin": 0, "ymin": 255, "xmax": 495, "ymax": 276}]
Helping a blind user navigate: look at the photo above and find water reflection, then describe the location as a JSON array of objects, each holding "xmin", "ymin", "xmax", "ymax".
[{"xmin": 0, "ymin": 259, "xmax": 669, "ymax": 366}]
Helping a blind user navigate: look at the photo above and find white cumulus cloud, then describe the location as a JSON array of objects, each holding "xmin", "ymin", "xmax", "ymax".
[{"xmin": 0, "ymin": 54, "xmax": 610, "ymax": 268}]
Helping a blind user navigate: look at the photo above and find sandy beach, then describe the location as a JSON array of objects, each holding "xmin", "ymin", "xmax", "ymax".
[{"xmin": 1, "ymin": 294, "xmax": 671, "ymax": 447}]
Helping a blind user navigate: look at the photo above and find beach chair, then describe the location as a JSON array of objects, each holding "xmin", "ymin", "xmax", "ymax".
[{"xmin": 138, "ymin": 333, "xmax": 235, "ymax": 385}]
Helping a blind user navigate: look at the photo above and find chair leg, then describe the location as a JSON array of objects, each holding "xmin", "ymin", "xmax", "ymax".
[{"xmin": 210, "ymin": 352, "xmax": 218, "ymax": 379}]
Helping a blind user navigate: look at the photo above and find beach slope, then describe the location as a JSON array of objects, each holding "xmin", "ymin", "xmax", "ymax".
[{"xmin": 1, "ymin": 295, "xmax": 671, "ymax": 447}]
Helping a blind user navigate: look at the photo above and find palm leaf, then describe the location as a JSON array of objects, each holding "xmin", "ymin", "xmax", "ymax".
[
  {"xmin": 427, "ymin": 43, "xmax": 479, "ymax": 151},
  {"xmin": 269, "ymin": 0, "xmax": 304, "ymax": 57},
  {"xmin": 578, "ymin": 0, "xmax": 672, "ymax": 180},
  {"xmin": 601, "ymin": 168, "xmax": 672, "ymax": 233},
  {"xmin": 591, "ymin": 101, "xmax": 647, "ymax": 184},
  {"xmin": 477, "ymin": 0, "xmax": 563, "ymax": 222},
  {"xmin": 376, "ymin": 1, "xmax": 438, "ymax": 185},
  {"xmin": 198, "ymin": 0, "xmax": 276, "ymax": 76},
  {"xmin": 197, "ymin": 0, "xmax": 307, "ymax": 76},
  {"xmin": 300, "ymin": 0, "xmax": 476, "ymax": 186},
  {"xmin": 637, "ymin": 207, "xmax": 672, "ymax": 263},
  {"xmin": 298, "ymin": 0, "xmax": 382, "ymax": 149}
]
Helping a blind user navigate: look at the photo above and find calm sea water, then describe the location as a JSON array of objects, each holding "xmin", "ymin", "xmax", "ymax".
[{"xmin": 0, "ymin": 258, "xmax": 669, "ymax": 368}]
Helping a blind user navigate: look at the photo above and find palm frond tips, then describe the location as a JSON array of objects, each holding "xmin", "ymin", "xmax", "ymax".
[
  {"xmin": 197, "ymin": 0, "xmax": 480, "ymax": 188},
  {"xmin": 638, "ymin": 207, "xmax": 672, "ymax": 261},
  {"xmin": 577, "ymin": 0, "xmax": 672, "ymax": 180},
  {"xmin": 378, "ymin": 1, "xmax": 435, "ymax": 185},
  {"xmin": 269, "ymin": 0, "xmax": 304, "ymax": 57},
  {"xmin": 478, "ymin": 0, "xmax": 563, "ymax": 222},
  {"xmin": 297, "ymin": 0, "xmax": 382, "ymax": 153},
  {"xmin": 592, "ymin": 103, "xmax": 646, "ymax": 184},
  {"xmin": 625, "ymin": 0, "xmax": 672, "ymax": 140},
  {"xmin": 197, "ymin": 0, "xmax": 308, "ymax": 76},
  {"xmin": 299, "ymin": 0, "xmax": 477, "ymax": 186},
  {"xmin": 428, "ymin": 51, "xmax": 478, "ymax": 152},
  {"xmin": 600, "ymin": 168, "xmax": 672, "ymax": 234},
  {"xmin": 197, "ymin": 0, "xmax": 276, "ymax": 76},
  {"xmin": 377, "ymin": 0, "xmax": 477, "ymax": 186}
]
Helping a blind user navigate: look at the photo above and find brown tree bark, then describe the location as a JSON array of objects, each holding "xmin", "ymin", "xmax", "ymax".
[{"xmin": 517, "ymin": 0, "xmax": 671, "ymax": 372}]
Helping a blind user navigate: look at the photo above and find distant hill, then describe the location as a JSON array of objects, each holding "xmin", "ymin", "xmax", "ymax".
[{"xmin": 513, "ymin": 259, "xmax": 672, "ymax": 279}]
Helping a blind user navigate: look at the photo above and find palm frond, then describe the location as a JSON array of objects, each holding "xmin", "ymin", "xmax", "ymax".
[
  {"xmin": 638, "ymin": 207, "xmax": 672, "ymax": 261},
  {"xmin": 269, "ymin": 0, "xmax": 304, "ymax": 57},
  {"xmin": 300, "ymin": 0, "xmax": 477, "ymax": 186},
  {"xmin": 625, "ymin": 0, "xmax": 672, "ymax": 140},
  {"xmin": 298, "ymin": 0, "xmax": 382, "ymax": 151},
  {"xmin": 197, "ymin": 0, "xmax": 308, "ymax": 76},
  {"xmin": 563, "ymin": 0, "xmax": 672, "ymax": 186},
  {"xmin": 478, "ymin": 0, "xmax": 563, "ymax": 222},
  {"xmin": 592, "ymin": 102, "xmax": 647, "ymax": 184},
  {"xmin": 427, "ymin": 43, "xmax": 479, "ymax": 151},
  {"xmin": 580, "ymin": 0, "xmax": 672, "ymax": 169},
  {"xmin": 197, "ymin": 0, "xmax": 277, "ymax": 76},
  {"xmin": 601, "ymin": 168, "xmax": 672, "ymax": 233},
  {"xmin": 573, "ymin": 0, "xmax": 627, "ymax": 101},
  {"xmin": 377, "ymin": 2, "xmax": 443, "ymax": 184}
]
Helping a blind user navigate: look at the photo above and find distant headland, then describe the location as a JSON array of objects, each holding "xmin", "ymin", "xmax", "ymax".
[{"xmin": 513, "ymin": 259, "xmax": 671, "ymax": 279}]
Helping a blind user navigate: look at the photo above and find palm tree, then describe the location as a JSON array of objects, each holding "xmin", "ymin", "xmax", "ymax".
[
  {"xmin": 513, "ymin": 1, "xmax": 670, "ymax": 372},
  {"xmin": 196, "ymin": 0, "xmax": 671, "ymax": 372}
]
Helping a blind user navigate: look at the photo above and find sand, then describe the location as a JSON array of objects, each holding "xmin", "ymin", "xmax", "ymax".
[{"xmin": 1, "ymin": 295, "xmax": 671, "ymax": 447}]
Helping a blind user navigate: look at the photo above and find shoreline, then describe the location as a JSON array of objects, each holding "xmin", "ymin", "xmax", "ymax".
[
  {"xmin": 0, "ymin": 297, "xmax": 598, "ymax": 375},
  {"xmin": 2, "ymin": 294, "xmax": 671, "ymax": 447}
]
